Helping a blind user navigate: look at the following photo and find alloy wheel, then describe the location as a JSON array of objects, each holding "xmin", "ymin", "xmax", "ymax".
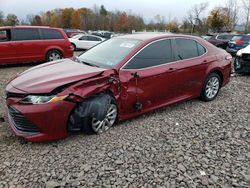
[
  {"xmin": 91, "ymin": 104, "xmax": 117, "ymax": 134},
  {"xmin": 205, "ymin": 76, "xmax": 220, "ymax": 99}
]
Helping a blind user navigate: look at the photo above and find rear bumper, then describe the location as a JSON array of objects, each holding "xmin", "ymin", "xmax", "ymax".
[{"xmin": 63, "ymin": 49, "xmax": 74, "ymax": 58}]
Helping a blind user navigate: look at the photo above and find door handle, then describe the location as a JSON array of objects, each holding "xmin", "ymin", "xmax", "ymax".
[{"xmin": 166, "ymin": 68, "xmax": 177, "ymax": 73}]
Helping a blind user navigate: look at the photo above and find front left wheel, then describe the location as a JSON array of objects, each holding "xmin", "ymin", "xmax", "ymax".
[{"xmin": 82, "ymin": 97, "xmax": 118, "ymax": 134}]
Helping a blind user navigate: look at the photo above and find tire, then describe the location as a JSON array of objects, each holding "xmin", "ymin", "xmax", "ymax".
[
  {"xmin": 46, "ymin": 50, "xmax": 62, "ymax": 62},
  {"xmin": 200, "ymin": 73, "xmax": 221, "ymax": 102},
  {"xmin": 71, "ymin": 43, "xmax": 77, "ymax": 51},
  {"xmin": 82, "ymin": 96, "xmax": 118, "ymax": 135}
]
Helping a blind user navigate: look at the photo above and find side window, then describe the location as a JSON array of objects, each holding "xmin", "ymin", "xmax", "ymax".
[
  {"xmin": 175, "ymin": 38, "xmax": 199, "ymax": 60},
  {"xmin": 217, "ymin": 35, "xmax": 227, "ymax": 40},
  {"xmin": 79, "ymin": 36, "xmax": 88, "ymax": 40},
  {"xmin": 0, "ymin": 30, "xmax": 11, "ymax": 42},
  {"xmin": 12, "ymin": 28, "xmax": 40, "ymax": 41},
  {"xmin": 197, "ymin": 42, "xmax": 206, "ymax": 56},
  {"xmin": 41, "ymin": 29, "xmax": 63, "ymax": 40},
  {"xmin": 124, "ymin": 39, "xmax": 172, "ymax": 69},
  {"xmin": 88, "ymin": 36, "xmax": 101, "ymax": 41}
]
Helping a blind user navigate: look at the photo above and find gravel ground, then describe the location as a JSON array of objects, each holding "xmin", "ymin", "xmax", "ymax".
[{"xmin": 0, "ymin": 58, "xmax": 249, "ymax": 187}]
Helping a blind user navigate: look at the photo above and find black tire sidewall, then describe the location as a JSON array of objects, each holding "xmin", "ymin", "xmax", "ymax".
[
  {"xmin": 201, "ymin": 73, "xmax": 221, "ymax": 102},
  {"xmin": 82, "ymin": 96, "xmax": 118, "ymax": 134}
]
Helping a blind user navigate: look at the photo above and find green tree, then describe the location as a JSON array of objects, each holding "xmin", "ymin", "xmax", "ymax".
[
  {"xmin": 5, "ymin": 14, "xmax": 19, "ymax": 26},
  {"xmin": 0, "ymin": 11, "xmax": 4, "ymax": 26}
]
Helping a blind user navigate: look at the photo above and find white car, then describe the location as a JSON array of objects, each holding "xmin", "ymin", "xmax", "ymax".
[
  {"xmin": 234, "ymin": 45, "xmax": 250, "ymax": 74},
  {"xmin": 69, "ymin": 34, "xmax": 105, "ymax": 50}
]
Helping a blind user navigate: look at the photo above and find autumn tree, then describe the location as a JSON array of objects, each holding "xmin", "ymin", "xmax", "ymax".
[
  {"xmin": 116, "ymin": 12, "xmax": 129, "ymax": 32},
  {"xmin": 166, "ymin": 19, "xmax": 180, "ymax": 33},
  {"xmin": 61, "ymin": 8, "xmax": 74, "ymax": 28},
  {"xmin": 71, "ymin": 10, "xmax": 80, "ymax": 29},
  {"xmin": 31, "ymin": 15, "xmax": 42, "ymax": 26},
  {"xmin": 5, "ymin": 14, "xmax": 19, "ymax": 26},
  {"xmin": 207, "ymin": 7, "xmax": 229, "ymax": 32}
]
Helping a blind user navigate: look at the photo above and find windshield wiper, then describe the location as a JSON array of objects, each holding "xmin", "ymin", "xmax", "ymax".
[{"xmin": 74, "ymin": 57, "xmax": 99, "ymax": 67}]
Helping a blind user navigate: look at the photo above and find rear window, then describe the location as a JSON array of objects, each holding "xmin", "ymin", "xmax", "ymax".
[
  {"xmin": 41, "ymin": 29, "xmax": 63, "ymax": 40},
  {"xmin": 231, "ymin": 36, "xmax": 243, "ymax": 41},
  {"xmin": 243, "ymin": 35, "xmax": 250, "ymax": 41},
  {"xmin": 217, "ymin": 35, "xmax": 235, "ymax": 40},
  {"xmin": 12, "ymin": 28, "xmax": 40, "ymax": 41}
]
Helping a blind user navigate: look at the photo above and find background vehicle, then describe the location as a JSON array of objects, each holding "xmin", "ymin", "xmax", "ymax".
[
  {"xmin": 69, "ymin": 34, "xmax": 105, "ymax": 50},
  {"xmin": 207, "ymin": 33, "xmax": 238, "ymax": 49},
  {"xmin": 0, "ymin": 26, "xmax": 73, "ymax": 65},
  {"xmin": 63, "ymin": 28, "xmax": 86, "ymax": 38},
  {"xmin": 234, "ymin": 45, "xmax": 250, "ymax": 73},
  {"xmin": 5, "ymin": 34, "xmax": 232, "ymax": 142},
  {"xmin": 226, "ymin": 35, "xmax": 250, "ymax": 55}
]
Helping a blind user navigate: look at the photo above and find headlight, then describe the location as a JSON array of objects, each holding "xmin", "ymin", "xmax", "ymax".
[{"xmin": 20, "ymin": 95, "xmax": 67, "ymax": 104}]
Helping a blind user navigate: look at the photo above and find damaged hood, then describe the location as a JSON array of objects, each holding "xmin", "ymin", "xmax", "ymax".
[
  {"xmin": 236, "ymin": 45, "xmax": 250, "ymax": 56},
  {"xmin": 8, "ymin": 59, "xmax": 106, "ymax": 93}
]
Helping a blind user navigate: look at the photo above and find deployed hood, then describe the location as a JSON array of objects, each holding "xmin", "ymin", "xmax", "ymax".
[
  {"xmin": 8, "ymin": 59, "xmax": 106, "ymax": 93},
  {"xmin": 236, "ymin": 45, "xmax": 250, "ymax": 56}
]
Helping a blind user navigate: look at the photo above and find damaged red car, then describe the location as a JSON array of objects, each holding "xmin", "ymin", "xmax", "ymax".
[{"xmin": 5, "ymin": 34, "xmax": 232, "ymax": 142}]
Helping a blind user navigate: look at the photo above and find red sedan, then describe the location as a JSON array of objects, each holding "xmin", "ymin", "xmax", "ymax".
[{"xmin": 5, "ymin": 34, "xmax": 232, "ymax": 142}]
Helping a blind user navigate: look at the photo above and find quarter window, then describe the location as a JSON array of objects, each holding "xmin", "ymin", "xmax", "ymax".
[
  {"xmin": 12, "ymin": 28, "xmax": 40, "ymax": 41},
  {"xmin": 41, "ymin": 29, "xmax": 63, "ymax": 40},
  {"xmin": 124, "ymin": 39, "xmax": 172, "ymax": 69},
  {"xmin": 0, "ymin": 30, "xmax": 11, "ymax": 42}
]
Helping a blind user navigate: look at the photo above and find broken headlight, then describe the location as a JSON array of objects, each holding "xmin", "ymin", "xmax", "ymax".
[{"xmin": 20, "ymin": 95, "xmax": 67, "ymax": 104}]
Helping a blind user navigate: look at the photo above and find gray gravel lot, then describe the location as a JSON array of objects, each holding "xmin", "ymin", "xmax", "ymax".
[{"xmin": 0, "ymin": 55, "xmax": 249, "ymax": 187}]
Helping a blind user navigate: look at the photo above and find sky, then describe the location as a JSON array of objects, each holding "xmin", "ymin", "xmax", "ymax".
[{"xmin": 0, "ymin": 0, "xmax": 226, "ymax": 22}]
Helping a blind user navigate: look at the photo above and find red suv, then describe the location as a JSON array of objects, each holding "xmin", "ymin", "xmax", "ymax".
[{"xmin": 0, "ymin": 26, "xmax": 73, "ymax": 64}]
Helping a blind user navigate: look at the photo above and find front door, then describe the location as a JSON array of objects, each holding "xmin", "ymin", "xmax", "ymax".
[{"xmin": 119, "ymin": 39, "xmax": 178, "ymax": 115}]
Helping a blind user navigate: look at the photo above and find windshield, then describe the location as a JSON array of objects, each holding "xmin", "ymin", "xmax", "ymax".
[{"xmin": 77, "ymin": 38, "xmax": 142, "ymax": 68}]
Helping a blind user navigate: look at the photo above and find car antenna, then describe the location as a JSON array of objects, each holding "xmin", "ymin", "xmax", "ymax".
[{"xmin": 131, "ymin": 72, "xmax": 142, "ymax": 112}]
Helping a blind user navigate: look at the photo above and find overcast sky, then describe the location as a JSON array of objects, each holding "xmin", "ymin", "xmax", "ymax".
[{"xmin": 0, "ymin": 0, "xmax": 226, "ymax": 22}]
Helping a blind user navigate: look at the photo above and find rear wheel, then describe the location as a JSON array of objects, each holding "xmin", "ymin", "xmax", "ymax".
[
  {"xmin": 46, "ymin": 50, "xmax": 62, "ymax": 62},
  {"xmin": 71, "ymin": 43, "xmax": 77, "ymax": 51},
  {"xmin": 201, "ymin": 73, "xmax": 221, "ymax": 102}
]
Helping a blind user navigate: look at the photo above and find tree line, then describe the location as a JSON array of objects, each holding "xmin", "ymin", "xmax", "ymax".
[{"xmin": 1, "ymin": 1, "xmax": 250, "ymax": 34}]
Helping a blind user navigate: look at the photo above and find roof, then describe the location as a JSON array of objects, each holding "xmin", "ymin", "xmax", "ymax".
[
  {"xmin": 117, "ymin": 33, "xmax": 200, "ymax": 41},
  {"xmin": 0, "ymin": 25, "xmax": 55, "ymax": 30}
]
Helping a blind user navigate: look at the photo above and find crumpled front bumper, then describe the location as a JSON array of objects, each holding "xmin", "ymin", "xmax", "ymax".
[{"xmin": 234, "ymin": 56, "xmax": 250, "ymax": 74}]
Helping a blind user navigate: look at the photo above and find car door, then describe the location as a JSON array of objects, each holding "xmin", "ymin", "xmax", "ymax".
[
  {"xmin": 12, "ymin": 28, "xmax": 43, "ymax": 62},
  {"xmin": 119, "ymin": 38, "xmax": 183, "ymax": 114},
  {"xmin": 77, "ymin": 35, "xmax": 89, "ymax": 49},
  {"xmin": 87, "ymin": 36, "xmax": 102, "ymax": 48},
  {"xmin": 171, "ymin": 38, "xmax": 210, "ymax": 98},
  {"xmin": 0, "ymin": 29, "xmax": 18, "ymax": 64}
]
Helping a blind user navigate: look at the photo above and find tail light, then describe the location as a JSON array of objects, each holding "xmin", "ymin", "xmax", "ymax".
[
  {"xmin": 235, "ymin": 40, "xmax": 244, "ymax": 45},
  {"xmin": 225, "ymin": 55, "xmax": 232, "ymax": 60}
]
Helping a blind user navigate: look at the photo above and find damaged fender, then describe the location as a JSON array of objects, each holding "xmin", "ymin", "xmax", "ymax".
[{"xmin": 68, "ymin": 93, "xmax": 113, "ymax": 131}]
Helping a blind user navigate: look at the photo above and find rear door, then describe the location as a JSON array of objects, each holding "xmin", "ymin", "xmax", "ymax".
[
  {"xmin": 0, "ymin": 29, "xmax": 18, "ymax": 64},
  {"xmin": 171, "ymin": 38, "xmax": 209, "ymax": 97},
  {"xmin": 12, "ymin": 28, "xmax": 43, "ymax": 63},
  {"xmin": 86, "ymin": 36, "xmax": 102, "ymax": 48}
]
